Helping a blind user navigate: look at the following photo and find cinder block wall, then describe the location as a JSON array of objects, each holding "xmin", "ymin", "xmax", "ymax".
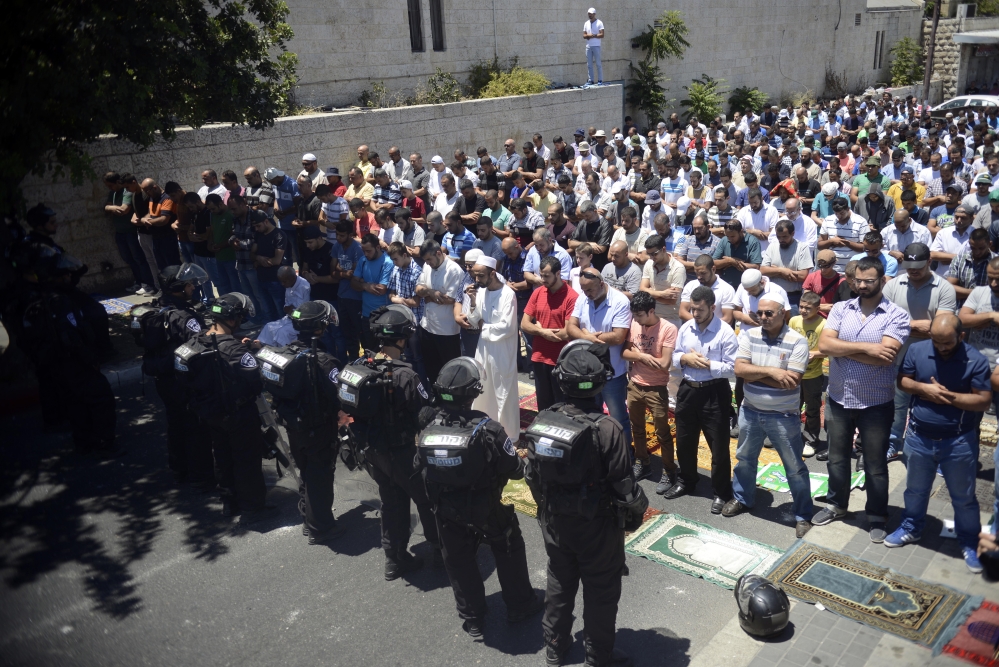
[{"xmin": 20, "ymin": 84, "xmax": 623, "ymax": 292}]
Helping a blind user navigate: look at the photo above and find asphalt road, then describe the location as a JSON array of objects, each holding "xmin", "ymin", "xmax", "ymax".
[{"xmin": 0, "ymin": 380, "xmax": 824, "ymax": 667}]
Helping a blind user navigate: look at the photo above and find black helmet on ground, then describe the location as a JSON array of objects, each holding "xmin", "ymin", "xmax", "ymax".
[
  {"xmin": 160, "ymin": 263, "xmax": 210, "ymax": 293},
  {"xmin": 734, "ymin": 574, "xmax": 790, "ymax": 638},
  {"xmin": 290, "ymin": 300, "xmax": 339, "ymax": 336},
  {"xmin": 369, "ymin": 304, "xmax": 416, "ymax": 342},
  {"xmin": 552, "ymin": 340, "xmax": 614, "ymax": 399},
  {"xmin": 433, "ymin": 357, "xmax": 485, "ymax": 407},
  {"xmin": 209, "ymin": 292, "xmax": 255, "ymax": 322}
]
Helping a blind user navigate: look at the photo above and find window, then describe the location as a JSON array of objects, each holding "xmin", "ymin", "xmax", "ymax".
[
  {"xmin": 430, "ymin": 0, "xmax": 445, "ymax": 51},
  {"xmin": 855, "ymin": 13, "xmax": 861, "ymax": 26},
  {"xmin": 873, "ymin": 30, "xmax": 886, "ymax": 69},
  {"xmin": 408, "ymin": 0, "xmax": 424, "ymax": 52}
]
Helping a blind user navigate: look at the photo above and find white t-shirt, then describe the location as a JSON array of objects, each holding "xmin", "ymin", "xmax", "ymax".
[
  {"xmin": 416, "ymin": 258, "xmax": 465, "ymax": 336},
  {"xmin": 820, "ymin": 213, "xmax": 871, "ymax": 273},
  {"xmin": 929, "ymin": 226, "xmax": 972, "ymax": 277},
  {"xmin": 736, "ymin": 203, "xmax": 779, "ymax": 253},
  {"xmin": 584, "ymin": 19, "xmax": 604, "ymax": 47},
  {"xmin": 680, "ymin": 276, "xmax": 736, "ymax": 321},
  {"xmin": 378, "ymin": 225, "xmax": 402, "ymax": 245}
]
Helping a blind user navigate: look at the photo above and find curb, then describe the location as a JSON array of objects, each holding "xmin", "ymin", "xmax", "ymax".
[{"xmin": 102, "ymin": 359, "xmax": 145, "ymax": 392}]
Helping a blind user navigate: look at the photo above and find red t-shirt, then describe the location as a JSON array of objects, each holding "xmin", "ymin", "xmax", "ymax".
[
  {"xmin": 524, "ymin": 283, "xmax": 578, "ymax": 365},
  {"xmin": 403, "ymin": 196, "xmax": 427, "ymax": 220},
  {"xmin": 801, "ymin": 270, "xmax": 844, "ymax": 318}
]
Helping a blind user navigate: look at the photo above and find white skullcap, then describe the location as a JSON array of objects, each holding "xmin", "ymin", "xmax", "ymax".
[
  {"xmin": 475, "ymin": 256, "xmax": 498, "ymax": 269},
  {"xmin": 302, "ymin": 153, "xmax": 317, "ymax": 162},
  {"xmin": 399, "ymin": 180, "xmax": 414, "ymax": 190},
  {"xmin": 464, "ymin": 249, "xmax": 484, "ymax": 264},
  {"xmin": 741, "ymin": 269, "xmax": 763, "ymax": 288}
]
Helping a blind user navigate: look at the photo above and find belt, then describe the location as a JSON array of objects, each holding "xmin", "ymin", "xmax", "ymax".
[{"xmin": 682, "ymin": 378, "xmax": 728, "ymax": 389}]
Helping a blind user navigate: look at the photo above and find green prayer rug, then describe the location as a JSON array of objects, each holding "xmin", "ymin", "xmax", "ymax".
[
  {"xmin": 624, "ymin": 513, "xmax": 783, "ymax": 589},
  {"xmin": 767, "ymin": 540, "xmax": 982, "ymax": 654},
  {"xmin": 756, "ymin": 462, "xmax": 865, "ymax": 498}
]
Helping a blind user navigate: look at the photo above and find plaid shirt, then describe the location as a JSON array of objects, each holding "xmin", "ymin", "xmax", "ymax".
[
  {"xmin": 925, "ymin": 176, "xmax": 968, "ymax": 199},
  {"xmin": 826, "ymin": 296, "xmax": 910, "ymax": 409},
  {"xmin": 231, "ymin": 210, "xmax": 266, "ymax": 270},
  {"xmin": 388, "ymin": 260, "xmax": 424, "ymax": 322},
  {"xmin": 947, "ymin": 249, "xmax": 996, "ymax": 290}
]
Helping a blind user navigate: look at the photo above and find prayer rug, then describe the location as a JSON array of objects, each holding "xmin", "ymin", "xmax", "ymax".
[
  {"xmin": 624, "ymin": 513, "xmax": 783, "ymax": 589},
  {"xmin": 97, "ymin": 296, "xmax": 135, "ymax": 315},
  {"xmin": 944, "ymin": 600, "xmax": 999, "ymax": 667},
  {"xmin": 767, "ymin": 540, "xmax": 982, "ymax": 654},
  {"xmin": 756, "ymin": 462, "xmax": 865, "ymax": 498}
]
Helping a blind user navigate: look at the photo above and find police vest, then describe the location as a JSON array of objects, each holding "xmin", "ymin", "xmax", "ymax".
[
  {"xmin": 257, "ymin": 343, "xmax": 308, "ymax": 401},
  {"xmin": 338, "ymin": 359, "xmax": 392, "ymax": 421},
  {"xmin": 257, "ymin": 342, "xmax": 340, "ymax": 427},
  {"xmin": 417, "ymin": 417, "xmax": 489, "ymax": 490},
  {"xmin": 525, "ymin": 408, "xmax": 604, "ymax": 487},
  {"xmin": 135, "ymin": 304, "xmax": 202, "ymax": 378}
]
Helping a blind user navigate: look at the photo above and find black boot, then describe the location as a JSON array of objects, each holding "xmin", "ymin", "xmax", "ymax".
[{"xmin": 384, "ymin": 548, "xmax": 423, "ymax": 581}]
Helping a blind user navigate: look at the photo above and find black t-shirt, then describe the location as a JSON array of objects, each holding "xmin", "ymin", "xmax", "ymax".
[
  {"xmin": 297, "ymin": 194, "xmax": 322, "ymax": 223},
  {"xmin": 796, "ymin": 179, "xmax": 822, "ymax": 216},
  {"xmin": 132, "ymin": 191, "xmax": 152, "ymax": 235},
  {"xmin": 480, "ymin": 171, "xmax": 509, "ymax": 197},
  {"xmin": 834, "ymin": 281, "xmax": 858, "ymax": 303},
  {"xmin": 192, "ymin": 208, "xmax": 214, "ymax": 257},
  {"xmin": 522, "ymin": 154, "xmax": 544, "ymax": 177},
  {"xmin": 570, "ymin": 219, "xmax": 614, "ymax": 270},
  {"xmin": 300, "ymin": 241, "xmax": 338, "ymax": 302},
  {"xmin": 254, "ymin": 227, "xmax": 290, "ymax": 282},
  {"xmin": 457, "ymin": 193, "xmax": 487, "ymax": 231}
]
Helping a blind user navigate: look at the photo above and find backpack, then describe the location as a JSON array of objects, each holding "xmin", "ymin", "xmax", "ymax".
[
  {"xmin": 417, "ymin": 415, "xmax": 490, "ymax": 490},
  {"xmin": 137, "ymin": 305, "xmax": 202, "ymax": 378},
  {"xmin": 338, "ymin": 358, "xmax": 392, "ymax": 421}
]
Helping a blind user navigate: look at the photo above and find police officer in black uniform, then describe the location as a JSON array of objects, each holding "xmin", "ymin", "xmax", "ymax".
[
  {"xmin": 338, "ymin": 304, "xmax": 441, "ymax": 580},
  {"xmin": 175, "ymin": 292, "xmax": 275, "ymax": 523},
  {"xmin": 417, "ymin": 357, "xmax": 542, "ymax": 638},
  {"xmin": 132, "ymin": 263, "xmax": 214, "ymax": 486},
  {"xmin": 256, "ymin": 300, "xmax": 346, "ymax": 544},
  {"xmin": 525, "ymin": 341, "xmax": 648, "ymax": 667},
  {"xmin": 6, "ymin": 245, "xmax": 117, "ymax": 455}
]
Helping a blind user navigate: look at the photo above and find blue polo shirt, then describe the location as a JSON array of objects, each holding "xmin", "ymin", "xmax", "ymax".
[
  {"xmin": 523, "ymin": 243, "xmax": 572, "ymax": 280},
  {"xmin": 570, "ymin": 287, "xmax": 633, "ymax": 377},
  {"xmin": 273, "ymin": 176, "xmax": 300, "ymax": 229},
  {"xmin": 900, "ymin": 340, "xmax": 992, "ymax": 437},
  {"xmin": 356, "ymin": 251, "xmax": 394, "ymax": 316},
  {"xmin": 331, "ymin": 239, "xmax": 365, "ymax": 301}
]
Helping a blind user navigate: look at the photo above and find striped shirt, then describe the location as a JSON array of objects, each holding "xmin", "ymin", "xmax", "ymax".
[
  {"xmin": 737, "ymin": 324, "xmax": 810, "ymax": 413},
  {"xmin": 826, "ymin": 296, "xmax": 910, "ymax": 409},
  {"xmin": 821, "ymin": 213, "xmax": 871, "ymax": 273},
  {"xmin": 675, "ymin": 234, "xmax": 720, "ymax": 281},
  {"xmin": 947, "ymin": 248, "xmax": 996, "ymax": 291},
  {"xmin": 660, "ymin": 177, "xmax": 689, "ymax": 205},
  {"xmin": 388, "ymin": 260, "xmax": 424, "ymax": 322},
  {"xmin": 321, "ymin": 197, "xmax": 350, "ymax": 242}
]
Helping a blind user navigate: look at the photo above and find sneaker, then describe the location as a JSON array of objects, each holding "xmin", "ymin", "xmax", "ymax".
[
  {"xmin": 884, "ymin": 527, "xmax": 921, "ymax": 548},
  {"xmin": 936, "ymin": 465, "xmax": 943, "ymax": 477},
  {"xmin": 869, "ymin": 522, "xmax": 887, "ymax": 543},
  {"xmin": 964, "ymin": 547, "xmax": 984, "ymax": 574},
  {"xmin": 655, "ymin": 471, "xmax": 677, "ymax": 496},
  {"xmin": 729, "ymin": 416, "xmax": 740, "ymax": 438},
  {"xmin": 632, "ymin": 460, "xmax": 653, "ymax": 482},
  {"xmin": 802, "ymin": 443, "xmax": 815, "ymax": 458},
  {"xmin": 763, "ymin": 437, "xmax": 774, "ymax": 448},
  {"xmin": 812, "ymin": 507, "xmax": 846, "ymax": 526},
  {"xmin": 461, "ymin": 617, "xmax": 485, "ymax": 639},
  {"xmin": 546, "ymin": 639, "xmax": 572, "ymax": 667},
  {"xmin": 127, "ymin": 283, "xmax": 141, "ymax": 294},
  {"xmin": 886, "ymin": 447, "xmax": 902, "ymax": 463},
  {"xmin": 136, "ymin": 285, "xmax": 155, "ymax": 296},
  {"xmin": 795, "ymin": 521, "xmax": 812, "ymax": 538}
]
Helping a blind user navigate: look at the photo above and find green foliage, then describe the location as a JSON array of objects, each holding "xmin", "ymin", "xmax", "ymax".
[
  {"xmin": 978, "ymin": 0, "xmax": 999, "ymax": 16},
  {"xmin": 627, "ymin": 61, "xmax": 670, "ymax": 128},
  {"xmin": 728, "ymin": 86, "xmax": 770, "ymax": 115},
  {"xmin": 889, "ymin": 37, "xmax": 925, "ymax": 86},
  {"xmin": 680, "ymin": 75, "xmax": 727, "ymax": 123},
  {"xmin": 423, "ymin": 68, "xmax": 463, "ymax": 104},
  {"xmin": 0, "ymin": 0, "xmax": 297, "ymax": 214},
  {"xmin": 632, "ymin": 10, "xmax": 691, "ymax": 64},
  {"xmin": 467, "ymin": 56, "xmax": 519, "ymax": 98},
  {"xmin": 358, "ymin": 81, "xmax": 390, "ymax": 108},
  {"xmin": 479, "ymin": 67, "xmax": 550, "ymax": 99}
]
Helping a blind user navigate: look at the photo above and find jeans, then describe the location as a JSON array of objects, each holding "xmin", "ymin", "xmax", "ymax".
[
  {"xmin": 889, "ymin": 386, "xmax": 911, "ymax": 451},
  {"xmin": 215, "ymin": 260, "xmax": 239, "ymax": 296},
  {"xmin": 732, "ymin": 405, "xmax": 815, "ymax": 523},
  {"xmin": 627, "ymin": 381, "xmax": 674, "ymax": 470},
  {"xmin": 258, "ymin": 279, "xmax": 286, "ymax": 323},
  {"xmin": 236, "ymin": 268, "xmax": 266, "ymax": 324},
  {"xmin": 901, "ymin": 429, "xmax": 980, "ymax": 549},
  {"xmin": 825, "ymin": 398, "xmax": 893, "ymax": 520},
  {"xmin": 137, "ymin": 233, "xmax": 162, "ymax": 290},
  {"xmin": 799, "ymin": 375, "xmax": 827, "ymax": 445},
  {"xmin": 405, "ymin": 328, "xmax": 428, "ymax": 386},
  {"xmin": 596, "ymin": 373, "xmax": 631, "ymax": 449},
  {"xmin": 337, "ymin": 298, "xmax": 363, "ymax": 362},
  {"xmin": 151, "ymin": 232, "xmax": 180, "ymax": 271},
  {"xmin": 585, "ymin": 45, "xmax": 603, "ymax": 84},
  {"xmin": 114, "ymin": 231, "xmax": 154, "ymax": 286}
]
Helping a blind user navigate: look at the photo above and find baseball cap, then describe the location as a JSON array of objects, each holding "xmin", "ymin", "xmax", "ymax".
[
  {"xmin": 430, "ymin": 155, "xmax": 444, "ymax": 165},
  {"xmin": 611, "ymin": 182, "xmax": 624, "ymax": 194},
  {"xmin": 945, "ymin": 183, "xmax": 962, "ymax": 193},
  {"xmin": 976, "ymin": 172, "xmax": 993, "ymax": 185},
  {"xmin": 901, "ymin": 243, "xmax": 930, "ymax": 269},
  {"xmin": 645, "ymin": 190, "xmax": 661, "ymax": 203},
  {"xmin": 816, "ymin": 249, "xmax": 837, "ymax": 266},
  {"xmin": 865, "ymin": 156, "xmax": 880, "ymax": 166},
  {"xmin": 990, "ymin": 189, "xmax": 999, "ymax": 202},
  {"xmin": 587, "ymin": 7, "xmax": 596, "ymax": 13},
  {"xmin": 263, "ymin": 167, "xmax": 285, "ymax": 180},
  {"xmin": 657, "ymin": 122, "xmax": 667, "ymax": 129},
  {"xmin": 302, "ymin": 153, "xmax": 317, "ymax": 162},
  {"xmin": 675, "ymin": 196, "xmax": 691, "ymax": 216},
  {"xmin": 954, "ymin": 205, "xmax": 972, "ymax": 216},
  {"xmin": 837, "ymin": 142, "xmax": 848, "ymax": 150},
  {"xmin": 741, "ymin": 269, "xmax": 762, "ymax": 289},
  {"xmin": 901, "ymin": 165, "xmax": 914, "ymax": 175},
  {"xmin": 613, "ymin": 133, "xmax": 624, "ymax": 141},
  {"xmin": 399, "ymin": 179, "xmax": 413, "ymax": 190}
]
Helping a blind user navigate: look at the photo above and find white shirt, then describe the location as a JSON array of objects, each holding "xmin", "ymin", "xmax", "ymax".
[
  {"xmin": 417, "ymin": 258, "xmax": 465, "ymax": 335},
  {"xmin": 433, "ymin": 191, "xmax": 461, "ymax": 217},
  {"xmin": 427, "ymin": 167, "xmax": 454, "ymax": 198},
  {"xmin": 929, "ymin": 226, "xmax": 973, "ymax": 277},
  {"xmin": 680, "ymin": 276, "xmax": 736, "ymax": 322},
  {"xmin": 768, "ymin": 212, "xmax": 817, "ymax": 252},
  {"xmin": 641, "ymin": 203, "xmax": 674, "ymax": 230},
  {"xmin": 197, "ymin": 183, "xmax": 227, "ymax": 202},
  {"xmin": 671, "ymin": 315, "xmax": 738, "ymax": 382},
  {"xmin": 733, "ymin": 279, "xmax": 791, "ymax": 324},
  {"xmin": 881, "ymin": 221, "xmax": 932, "ymax": 253},
  {"xmin": 821, "ymin": 213, "xmax": 871, "ymax": 273},
  {"xmin": 736, "ymin": 203, "xmax": 779, "ymax": 253},
  {"xmin": 584, "ymin": 19, "xmax": 604, "ymax": 47},
  {"xmin": 385, "ymin": 158, "xmax": 410, "ymax": 183}
]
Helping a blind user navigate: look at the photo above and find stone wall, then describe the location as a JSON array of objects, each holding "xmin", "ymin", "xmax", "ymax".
[
  {"xmin": 923, "ymin": 16, "xmax": 999, "ymax": 98},
  {"xmin": 19, "ymin": 85, "xmax": 623, "ymax": 292},
  {"xmin": 286, "ymin": 0, "xmax": 923, "ymax": 116}
]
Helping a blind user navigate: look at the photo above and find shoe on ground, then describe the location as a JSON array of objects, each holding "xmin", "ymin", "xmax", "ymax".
[
  {"xmin": 127, "ymin": 283, "xmax": 141, "ymax": 294},
  {"xmin": 964, "ymin": 547, "xmax": 984, "ymax": 574},
  {"xmin": 655, "ymin": 471, "xmax": 677, "ymax": 496},
  {"xmin": 812, "ymin": 507, "xmax": 846, "ymax": 526},
  {"xmin": 663, "ymin": 479, "xmax": 692, "ymax": 500},
  {"xmin": 795, "ymin": 521, "xmax": 812, "ymax": 538},
  {"xmin": 461, "ymin": 617, "xmax": 485, "ymax": 639},
  {"xmin": 546, "ymin": 638, "xmax": 572, "ymax": 667},
  {"xmin": 802, "ymin": 443, "xmax": 815, "ymax": 457},
  {"xmin": 884, "ymin": 527, "xmax": 921, "ymax": 548},
  {"xmin": 936, "ymin": 465, "xmax": 944, "ymax": 477},
  {"xmin": 136, "ymin": 285, "xmax": 155, "ymax": 296},
  {"xmin": 585, "ymin": 647, "xmax": 632, "ymax": 667},
  {"xmin": 239, "ymin": 505, "xmax": 280, "ymax": 525},
  {"xmin": 308, "ymin": 522, "xmax": 347, "ymax": 545},
  {"xmin": 632, "ymin": 460, "xmax": 653, "ymax": 482},
  {"xmin": 729, "ymin": 419, "xmax": 740, "ymax": 438},
  {"xmin": 869, "ymin": 522, "xmax": 887, "ymax": 543},
  {"xmin": 989, "ymin": 403, "xmax": 996, "ymax": 416},
  {"xmin": 507, "ymin": 592, "xmax": 544, "ymax": 623},
  {"xmin": 385, "ymin": 548, "xmax": 423, "ymax": 581},
  {"xmin": 711, "ymin": 496, "xmax": 726, "ymax": 515},
  {"xmin": 815, "ymin": 448, "xmax": 829, "ymax": 462},
  {"xmin": 886, "ymin": 447, "xmax": 902, "ymax": 463},
  {"xmin": 855, "ymin": 454, "xmax": 865, "ymax": 472},
  {"xmin": 722, "ymin": 499, "xmax": 748, "ymax": 517}
]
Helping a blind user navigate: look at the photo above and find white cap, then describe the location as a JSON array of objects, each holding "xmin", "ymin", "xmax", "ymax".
[
  {"xmin": 464, "ymin": 248, "xmax": 484, "ymax": 265},
  {"xmin": 741, "ymin": 269, "xmax": 763, "ymax": 288},
  {"xmin": 302, "ymin": 153, "xmax": 317, "ymax": 162},
  {"xmin": 475, "ymin": 256, "xmax": 497, "ymax": 269},
  {"xmin": 821, "ymin": 182, "xmax": 839, "ymax": 197},
  {"xmin": 675, "ymin": 195, "xmax": 691, "ymax": 216},
  {"xmin": 263, "ymin": 167, "xmax": 285, "ymax": 180},
  {"xmin": 611, "ymin": 182, "xmax": 624, "ymax": 194},
  {"xmin": 399, "ymin": 180, "xmax": 413, "ymax": 190},
  {"xmin": 588, "ymin": 7, "xmax": 596, "ymax": 13},
  {"xmin": 614, "ymin": 133, "xmax": 624, "ymax": 141},
  {"xmin": 431, "ymin": 155, "xmax": 445, "ymax": 165}
]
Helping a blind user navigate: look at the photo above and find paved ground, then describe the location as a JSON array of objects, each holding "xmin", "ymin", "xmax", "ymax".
[{"xmin": 2, "ymin": 370, "xmax": 998, "ymax": 666}]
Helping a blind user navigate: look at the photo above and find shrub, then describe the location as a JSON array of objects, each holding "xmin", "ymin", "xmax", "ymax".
[
  {"xmin": 728, "ymin": 86, "xmax": 769, "ymax": 115},
  {"xmin": 889, "ymin": 37, "xmax": 924, "ymax": 87},
  {"xmin": 467, "ymin": 56, "xmax": 519, "ymax": 98},
  {"xmin": 479, "ymin": 67, "xmax": 550, "ymax": 99},
  {"xmin": 627, "ymin": 61, "xmax": 670, "ymax": 129},
  {"xmin": 680, "ymin": 75, "xmax": 726, "ymax": 123}
]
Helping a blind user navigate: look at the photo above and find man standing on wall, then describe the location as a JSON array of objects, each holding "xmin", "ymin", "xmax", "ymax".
[{"xmin": 583, "ymin": 8, "xmax": 604, "ymax": 87}]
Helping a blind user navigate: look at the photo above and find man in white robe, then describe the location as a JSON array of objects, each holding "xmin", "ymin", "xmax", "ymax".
[{"xmin": 463, "ymin": 256, "xmax": 520, "ymax": 441}]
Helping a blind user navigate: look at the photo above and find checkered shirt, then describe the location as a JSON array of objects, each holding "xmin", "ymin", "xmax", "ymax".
[
  {"xmin": 388, "ymin": 260, "xmax": 424, "ymax": 322},
  {"xmin": 947, "ymin": 249, "xmax": 996, "ymax": 290}
]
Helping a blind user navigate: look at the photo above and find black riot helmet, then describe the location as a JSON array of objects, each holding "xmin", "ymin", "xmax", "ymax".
[
  {"xmin": 433, "ymin": 357, "xmax": 485, "ymax": 407},
  {"xmin": 209, "ymin": 292, "xmax": 255, "ymax": 323},
  {"xmin": 290, "ymin": 300, "xmax": 339, "ymax": 337},
  {"xmin": 370, "ymin": 304, "xmax": 417, "ymax": 343},
  {"xmin": 15, "ymin": 243, "xmax": 85, "ymax": 285},
  {"xmin": 735, "ymin": 574, "xmax": 790, "ymax": 638},
  {"xmin": 552, "ymin": 340, "xmax": 614, "ymax": 399},
  {"xmin": 160, "ymin": 263, "xmax": 210, "ymax": 294}
]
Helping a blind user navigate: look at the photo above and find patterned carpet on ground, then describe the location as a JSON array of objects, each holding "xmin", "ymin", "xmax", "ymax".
[
  {"xmin": 768, "ymin": 540, "xmax": 983, "ymax": 654},
  {"xmin": 944, "ymin": 599, "xmax": 999, "ymax": 667}
]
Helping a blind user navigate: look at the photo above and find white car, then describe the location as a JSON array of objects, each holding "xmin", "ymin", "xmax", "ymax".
[{"xmin": 931, "ymin": 95, "xmax": 999, "ymax": 119}]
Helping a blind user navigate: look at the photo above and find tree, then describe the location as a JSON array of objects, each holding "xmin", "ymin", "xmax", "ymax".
[
  {"xmin": 728, "ymin": 86, "xmax": 770, "ymax": 116},
  {"xmin": 680, "ymin": 75, "xmax": 727, "ymax": 124},
  {"xmin": 0, "ymin": 0, "xmax": 298, "ymax": 215},
  {"xmin": 627, "ymin": 10, "xmax": 690, "ymax": 128},
  {"xmin": 888, "ymin": 37, "xmax": 925, "ymax": 87}
]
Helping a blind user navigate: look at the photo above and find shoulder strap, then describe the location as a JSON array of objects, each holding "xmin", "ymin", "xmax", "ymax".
[{"xmin": 816, "ymin": 275, "xmax": 839, "ymax": 298}]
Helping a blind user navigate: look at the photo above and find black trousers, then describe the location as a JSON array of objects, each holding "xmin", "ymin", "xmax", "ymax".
[
  {"xmin": 541, "ymin": 514, "xmax": 625, "ymax": 663},
  {"xmin": 155, "ymin": 376, "xmax": 213, "ymax": 482},
  {"xmin": 533, "ymin": 360, "xmax": 564, "ymax": 413},
  {"xmin": 63, "ymin": 362, "xmax": 117, "ymax": 453},
  {"xmin": 288, "ymin": 427, "xmax": 338, "ymax": 534},
  {"xmin": 208, "ymin": 403, "xmax": 266, "ymax": 512},
  {"xmin": 365, "ymin": 447, "xmax": 440, "ymax": 552},
  {"xmin": 437, "ymin": 503, "xmax": 535, "ymax": 621},
  {"xmin": 419, "ymin": 327, "xmax": 461, "ymax": 386},
  {"xmin": 674, "ymin": 380, "xmax": 733, "ymax": 499},
  {"xmin": 799, "ymin": 375, "xmax": 827, "ymax": 445}
]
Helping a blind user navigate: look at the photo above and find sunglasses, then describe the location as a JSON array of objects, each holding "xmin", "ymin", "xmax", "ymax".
[
  {"xmin": 755, "ymin": 310, "xmax": 778, "ymax": 318},
  {"xmin": 816, "ymin": 261, "xmax": 833, "ymax": 268}
]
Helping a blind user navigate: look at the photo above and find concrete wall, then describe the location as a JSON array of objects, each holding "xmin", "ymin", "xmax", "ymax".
[
  {"xmin": 923, "ymin": 15, "xmax": 999, "ymax": 98},
  {"xmin": 19, "ymin": 84, "xmax": 623, "ymax": 292},
  {"xmin": 286, "ymin": 0, "xmax": 922, "ymax": 115}
]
